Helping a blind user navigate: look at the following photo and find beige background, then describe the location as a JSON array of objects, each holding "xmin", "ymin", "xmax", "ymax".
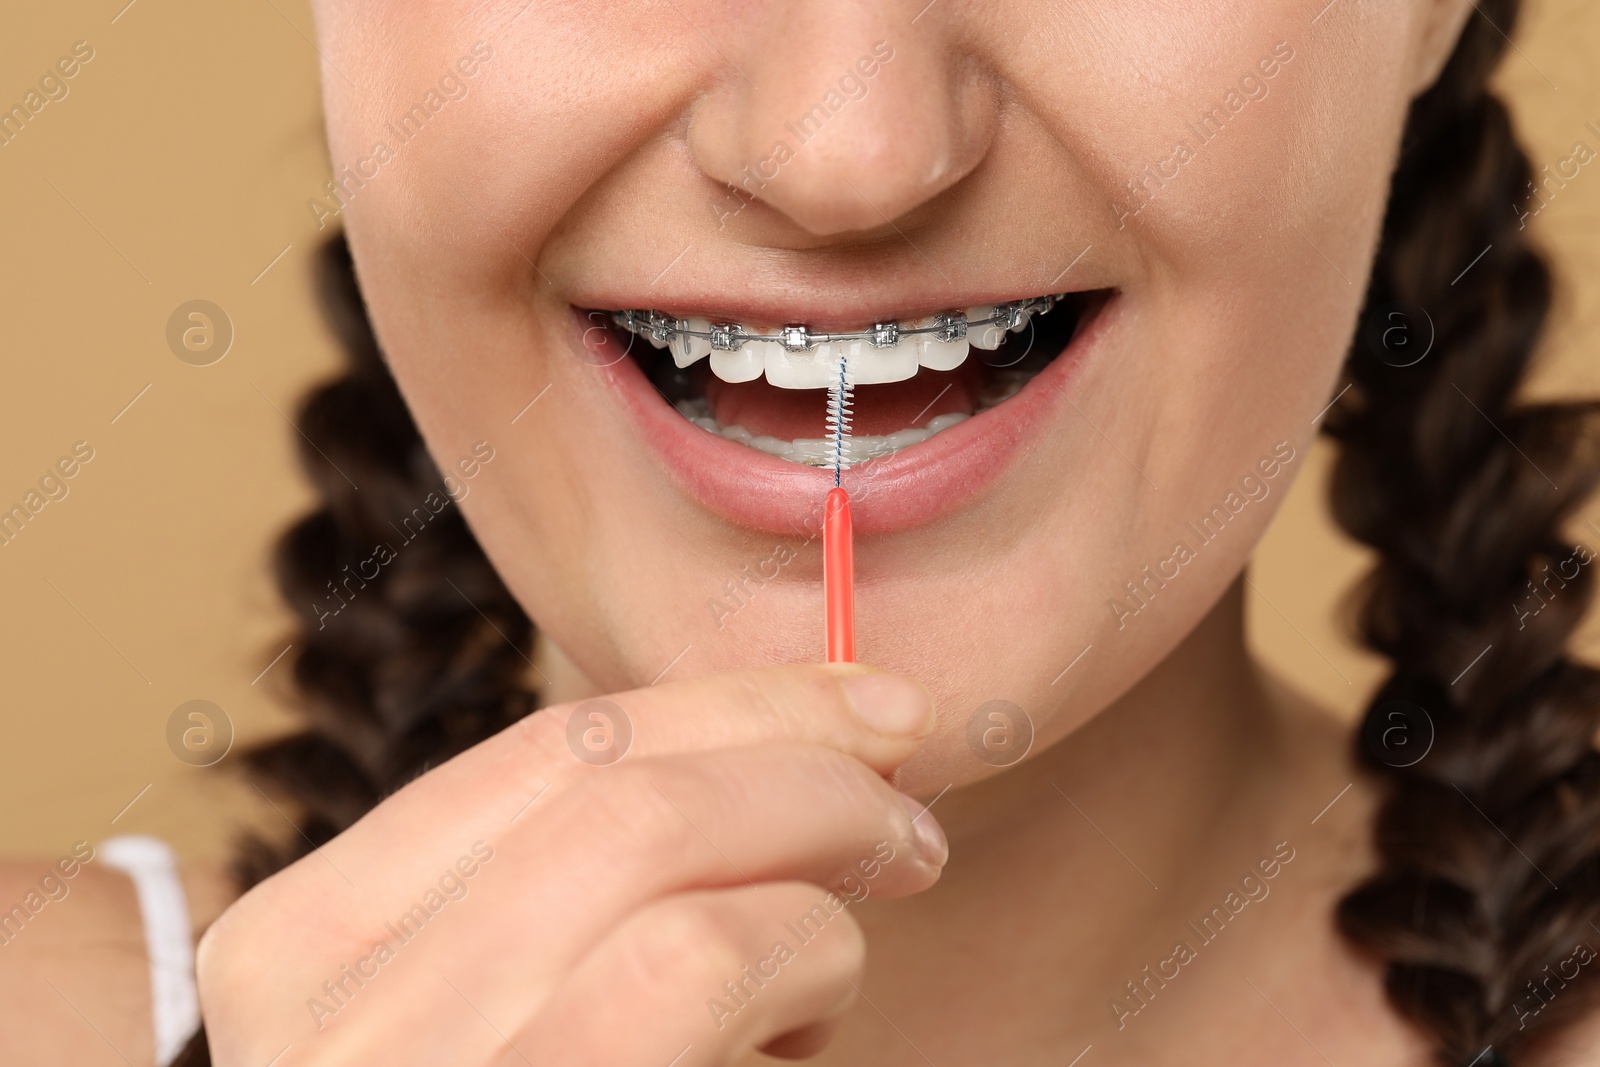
[{"xmin": 0, "ymin": 1, "xmax": 1596, "ymax": 863}]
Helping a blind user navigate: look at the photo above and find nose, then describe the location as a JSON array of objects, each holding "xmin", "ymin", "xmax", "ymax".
[{"xmin": 687, "ymin": 5, "xmax": 997, "ymax": 237}]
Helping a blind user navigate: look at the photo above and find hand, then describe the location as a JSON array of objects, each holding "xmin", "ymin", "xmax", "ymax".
[{"xmin": 196, "ymin": 664, "xmax": 946, "ymax": 1066}]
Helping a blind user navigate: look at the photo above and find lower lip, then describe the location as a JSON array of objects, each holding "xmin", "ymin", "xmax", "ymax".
[{"xmin": 576, "ymin": 297, "xmax": 1117, "ymax": 535}]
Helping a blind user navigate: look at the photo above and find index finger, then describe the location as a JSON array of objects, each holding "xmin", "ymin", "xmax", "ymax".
[{"xmin": 477, "ymin": 662, "xmax": 934, "ymax": 787}]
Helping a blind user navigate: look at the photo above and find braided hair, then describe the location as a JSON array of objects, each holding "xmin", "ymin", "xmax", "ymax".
[
  {"xmin": 1328, "ymin": 2, "xmax": 1600, "ymax": 1064},
  {"xmin": 225, "ymin": 233, "xmax": 540, "ymax": 892},
  {"xmin": 175, "ymin": 5, "xmax": 1599, "ymax": 1061}
]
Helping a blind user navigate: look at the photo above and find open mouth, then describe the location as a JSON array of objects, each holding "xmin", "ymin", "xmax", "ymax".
[{"xmin": 590, "ymin": 290, "xmax": 1114, "ymax": 468}]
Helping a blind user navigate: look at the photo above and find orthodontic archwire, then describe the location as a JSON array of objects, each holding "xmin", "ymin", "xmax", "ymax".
[{"xmin": 610, "ymin": 293, "xmax": 1064, "ymax": 353}]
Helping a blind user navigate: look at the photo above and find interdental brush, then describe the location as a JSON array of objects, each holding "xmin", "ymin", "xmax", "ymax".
[{"xmin": 824, "ymin": 350, "xmax": 855, "ymax": 663}]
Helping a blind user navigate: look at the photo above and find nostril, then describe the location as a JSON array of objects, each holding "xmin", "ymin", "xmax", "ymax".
[{"xmin": 686, "ymin": 37, "xmax": 998, "ymax": 239}]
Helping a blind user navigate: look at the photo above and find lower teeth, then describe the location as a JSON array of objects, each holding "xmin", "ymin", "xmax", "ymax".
[{"xmin": 674, "ymin": 370, "xmax": 1036, "ymax": 467}]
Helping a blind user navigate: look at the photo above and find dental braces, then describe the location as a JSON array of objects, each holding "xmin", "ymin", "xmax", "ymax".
[{"xmin": 610, "ymin": 293, "xmax": 1068, "ymax": 353}]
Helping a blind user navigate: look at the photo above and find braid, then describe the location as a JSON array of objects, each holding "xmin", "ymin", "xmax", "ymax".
[
  {"xmin": 170, "ymin": 234, "xmax": 538, "ymax": 1065},
  {"xmin": 241, "ymin": 232, "xmax": 539, "ymax": 879},
  {"xmin": 1328, "ymin": 2, "xmax": 1600, "ymax": 1063}
]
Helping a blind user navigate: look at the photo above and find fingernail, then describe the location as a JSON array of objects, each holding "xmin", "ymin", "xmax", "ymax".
[
  {"xmin": 900, "ymin": 793, "xmax": 948, "ymax": 868},
  {"xmin": 836, "ymin": 671, "xmax": 933, "ymax": 738}
]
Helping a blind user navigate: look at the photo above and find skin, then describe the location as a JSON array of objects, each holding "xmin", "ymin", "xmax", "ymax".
[{"xmin": 27, "ymin": 0, "xmax": 1600, "ymax": 1065}]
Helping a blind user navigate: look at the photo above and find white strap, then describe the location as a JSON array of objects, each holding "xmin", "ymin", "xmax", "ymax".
[{"xmin": 99, "ymin": 836, "xmax": 201, "ymax": 1066}]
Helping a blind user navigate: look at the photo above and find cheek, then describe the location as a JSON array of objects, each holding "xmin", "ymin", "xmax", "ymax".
[
  {"xmin": 1072, "ymin": 1, "xmax": 1416, "ymax": 298},
  {"xmin": 1070, "ymin": 3, "xmax": 1418, "ymax": 552},
  {"xmin": 886, "ymin": 6, "xmax": 1420, "ymax": 783}
]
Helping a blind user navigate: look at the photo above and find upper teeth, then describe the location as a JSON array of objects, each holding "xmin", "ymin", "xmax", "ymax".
[{"xmin": 611, "ymin": 294, "xmax": 1065, "ymax": 389}]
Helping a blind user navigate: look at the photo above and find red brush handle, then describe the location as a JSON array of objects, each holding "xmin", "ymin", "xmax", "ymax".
[{"xmin": 824, "ymin": 487, "xmax": 855, "ymax": 663}]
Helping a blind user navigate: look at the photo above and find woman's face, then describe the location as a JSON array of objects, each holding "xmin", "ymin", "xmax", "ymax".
[{"xmin": 310, "ymin": 0, "xmax": 1456, "ymax": 791}]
